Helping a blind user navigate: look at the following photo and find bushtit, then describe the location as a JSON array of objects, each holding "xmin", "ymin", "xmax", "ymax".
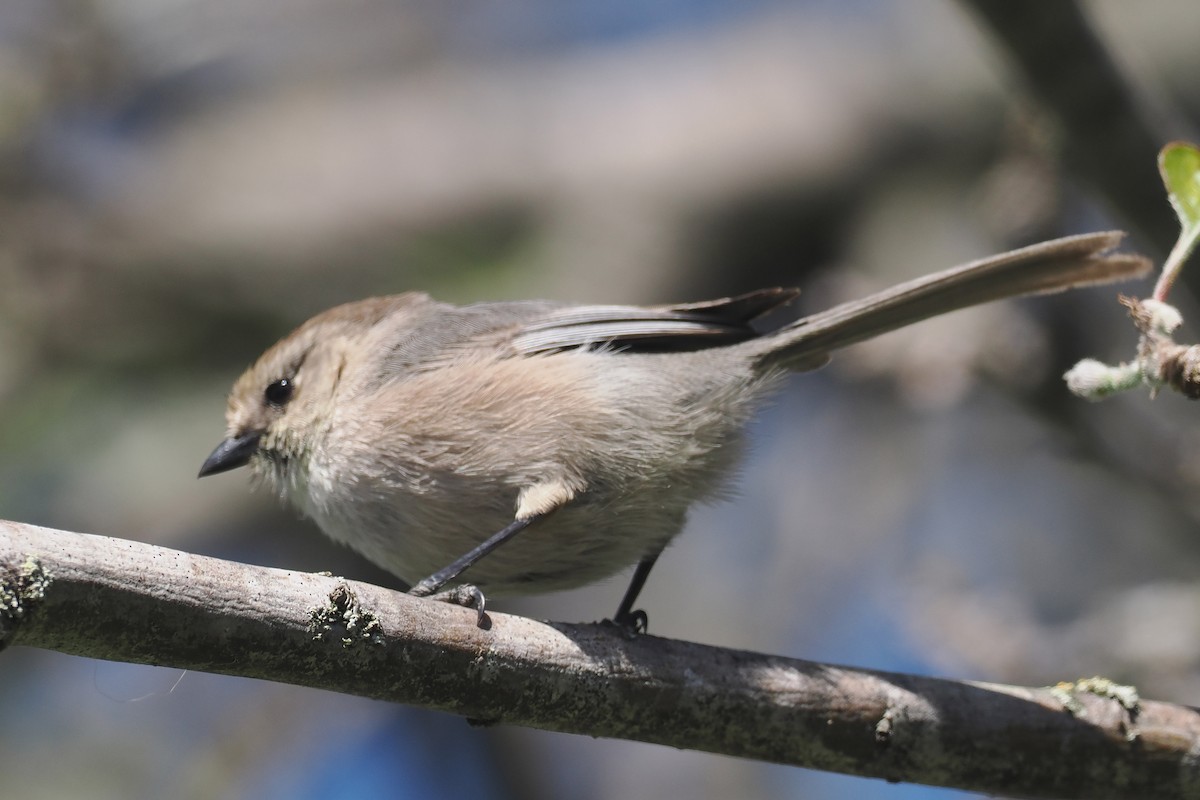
[{"xmin": 200, "ymin": 231, "xmax": 1147, "ymax": 629}]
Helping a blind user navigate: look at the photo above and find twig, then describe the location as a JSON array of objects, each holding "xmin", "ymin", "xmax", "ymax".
[
  {"xmin": 1065, "ymin": 297, "xmax": 1200, "ymax": 400},
  {"xmin": 2, "ymin": 519, "xmax": 1198, "ymax": 799}
]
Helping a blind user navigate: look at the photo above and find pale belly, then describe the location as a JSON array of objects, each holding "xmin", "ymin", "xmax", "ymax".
[{"xmin": 303, "ymin": 474, "xmax": 689, "ymax": 596}]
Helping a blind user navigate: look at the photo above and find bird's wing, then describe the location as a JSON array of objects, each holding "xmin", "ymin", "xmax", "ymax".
[
  {"xmin": 507, "ymin": 288, "xmax": 799, "ymax": 355},
  {"xmin": 375, "ymin": 288, "xmax": 800, "ymax": 382}
]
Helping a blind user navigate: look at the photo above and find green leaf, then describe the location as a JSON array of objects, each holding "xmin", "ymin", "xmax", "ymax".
[
  {"xmin": 1153, "ymin": 141, "xmax": 1200, "ymax": 300},
  {"xmin": 1160, "ymin": 141, "xmax": 1200, "ymax": 232}
]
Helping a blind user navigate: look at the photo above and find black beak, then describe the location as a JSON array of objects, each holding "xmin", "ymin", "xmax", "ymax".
[{"xmin": 198, "ymin": 432, "xmax": 262, "ymax": 478}]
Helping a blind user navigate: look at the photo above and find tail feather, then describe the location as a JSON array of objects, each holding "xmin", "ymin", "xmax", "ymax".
[{"xmin": 755, "ymin": 231, "xmax": 1151, "ymax": 372}]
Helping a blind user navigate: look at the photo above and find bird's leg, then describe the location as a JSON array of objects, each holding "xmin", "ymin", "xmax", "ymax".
[
  {"xmin": 409, "ymin": 479, "xmax": 576, "ymax": 626},
  {"xmin": 409, "ymin": 515, "xmax": 542, "ymax": 625},
  {"xmin": 608, "ymin": 551, "xmax": 661, "ymax": 634}
]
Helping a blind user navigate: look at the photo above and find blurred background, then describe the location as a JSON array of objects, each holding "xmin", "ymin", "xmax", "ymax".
[{"xmin": 1, "ymin": 0, "xmax": 1199, "ymax": 798}]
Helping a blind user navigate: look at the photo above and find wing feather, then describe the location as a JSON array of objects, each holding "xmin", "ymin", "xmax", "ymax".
[
  {"xmin": 373, "ymin": 288, "xmax": 800, "ymax": 382},
  {"xmin": 509, "ymin": 288, "xmax": 799, "ymax": 355}
]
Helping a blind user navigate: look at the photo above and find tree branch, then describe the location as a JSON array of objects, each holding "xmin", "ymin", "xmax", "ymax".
[{"xmin": 2, "ymin": 519, "xmax": 1197, "ymax": 799}]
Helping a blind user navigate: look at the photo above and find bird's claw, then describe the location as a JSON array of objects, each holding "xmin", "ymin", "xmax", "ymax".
[
  {"xmin": 606, "ymin": 608, "xmax": 649, "ymax": 636},
  {"xmin": 410, "ymin": 583, "xmax": 488, "ymax": 627}
]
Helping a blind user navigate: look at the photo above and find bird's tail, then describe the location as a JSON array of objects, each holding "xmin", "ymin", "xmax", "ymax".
[{"xmin": 753, "ymin": 231, "xmax": 1151, "ymax": 372}]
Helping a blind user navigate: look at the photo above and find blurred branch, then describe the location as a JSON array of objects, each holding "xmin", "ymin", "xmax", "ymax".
[
  {"xmin": 3, "ymin": 521, "xmax": 1198, "ymax": 797},
  {"xmin": 960, "ymin": 0, "xmax": 1184, "ymax": 256}
]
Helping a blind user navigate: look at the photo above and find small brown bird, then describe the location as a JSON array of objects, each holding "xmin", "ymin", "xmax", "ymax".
[{"xmin": 200, "ymin": 232, "xmax": 1147, "ymax": 629}]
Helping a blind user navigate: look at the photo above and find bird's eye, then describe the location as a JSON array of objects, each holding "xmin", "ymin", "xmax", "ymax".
[{"xmin": 264, "ymin": 378, "xmax": 294, "ymax": 407}]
